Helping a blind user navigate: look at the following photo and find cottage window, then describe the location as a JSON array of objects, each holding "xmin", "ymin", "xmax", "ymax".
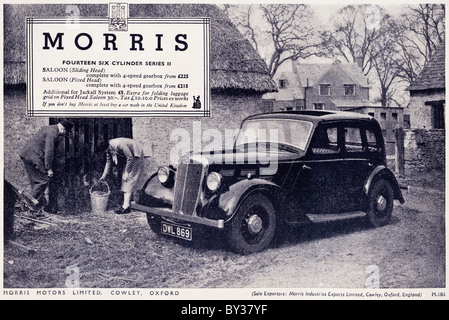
[
  {"xmin": 424, "ymin": 100, "xmax": 445, "ymax": 129},
  {"xmin": 319, "ymin": 84, "xmax": 331, "ymax": 96},
  {"xmin": 313, "ymin": 103, "xmax": 325, "ymax": 110},
  {"xmin": 344, "ymin": 84, "xmax": 356, "ymax": 96},
  {"xmin": 432, "ymin": 103, "xmax": 445, "ymax": 129},
  {"xmin": 279, "ymin": 79, "xmax": 288, "ymax": 89},
  {"xmin": 392, "ymin": 113, "xmax": 398, "ymax": 121},
  {"xmin": 403, "ymin": 114, "xmax": 411, "ymax": 129}
]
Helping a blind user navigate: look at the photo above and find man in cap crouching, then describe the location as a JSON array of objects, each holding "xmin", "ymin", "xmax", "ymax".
[{"xmin": 19, "ymin": 118, "xmax": 74, "ymax": 215}]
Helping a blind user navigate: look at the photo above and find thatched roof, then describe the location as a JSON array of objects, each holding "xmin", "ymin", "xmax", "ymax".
[
  {"xmin": 4, "ymin": 4, "xmax": 108, "ymax": 85},
  {"xmin": 407, "ymin": 43, "xmax": 445, "ymax": 92},
  {"xmin": 4, "ymin": 4, "xmax": 276, "ymax": 93}
]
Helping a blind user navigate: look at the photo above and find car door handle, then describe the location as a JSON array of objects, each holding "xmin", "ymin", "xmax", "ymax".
[{"xmin": 302, "ymin": 164, "xmax": 311, "ymax": 170}]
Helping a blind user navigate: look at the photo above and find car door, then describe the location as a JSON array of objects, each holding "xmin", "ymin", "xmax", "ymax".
[
  {"xmin": 341, "ymin": 121, "xmax": 373, "ymax": 211},
  {"xmin": 297, "ymin": 122, "xmax": 346, "ymax": 214}
]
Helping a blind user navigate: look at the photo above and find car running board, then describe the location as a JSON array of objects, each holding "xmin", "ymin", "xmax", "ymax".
[{"xmin": 306, "ymin": 211, "xmax": 367, "ymax": 223}]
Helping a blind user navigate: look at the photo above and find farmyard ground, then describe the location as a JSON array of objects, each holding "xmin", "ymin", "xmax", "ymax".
[{"xmin": 3, "ymin": 174, "xmax": 445, "ymax": 289}]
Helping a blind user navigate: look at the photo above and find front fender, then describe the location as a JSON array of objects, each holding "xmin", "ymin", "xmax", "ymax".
[
  {"xmin": 137, "ymin": 172, "xmax": 174, "ymax": 207},
  {"xmin": 217, "ymin": 178, "xmax": 282, "ymax": 221}
]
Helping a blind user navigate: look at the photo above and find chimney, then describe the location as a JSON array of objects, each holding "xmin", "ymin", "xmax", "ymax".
[{"xmin": 355, "ymin": 56, "xmax": 363, "ymax": 69}]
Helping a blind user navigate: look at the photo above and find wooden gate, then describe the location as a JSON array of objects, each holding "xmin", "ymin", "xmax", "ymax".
[{"xmin": 50, "ymin": 118, "xmax": 133, "ymax": 213}]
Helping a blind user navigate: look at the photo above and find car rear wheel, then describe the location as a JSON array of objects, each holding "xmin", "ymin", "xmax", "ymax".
[
  {"xmin": 367, "ymin": 179, "xmax": 394, "ymax": 227},
  {"xmin": 225, "ymin": 194, "xmax": 276, "ymax": 255}
]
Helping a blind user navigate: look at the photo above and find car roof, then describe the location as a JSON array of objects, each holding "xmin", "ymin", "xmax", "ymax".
[{"xmin": 244, "ymin": 110, "xmax": 374, "ymax": 124}]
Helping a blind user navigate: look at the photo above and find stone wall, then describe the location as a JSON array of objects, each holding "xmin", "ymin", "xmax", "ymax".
[
  {"xmin": 408, "ymin": 90, "xmax": 445, "ymax": 129},
  {"xmin": 403, "ymin": 129, "xmax": 445, "ymax": 175}
]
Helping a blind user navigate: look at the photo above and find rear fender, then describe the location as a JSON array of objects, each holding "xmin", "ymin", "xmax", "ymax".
[{"xmin": 364, "ymin": 166, "xmax": 405, "ymax": 203}]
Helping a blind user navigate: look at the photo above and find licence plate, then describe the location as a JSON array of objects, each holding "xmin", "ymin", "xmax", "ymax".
[{"xmin": 161, "ymin": 221, "xmax": 192, "ymax": 241}]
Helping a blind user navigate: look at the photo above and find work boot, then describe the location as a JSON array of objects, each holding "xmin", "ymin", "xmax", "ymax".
[
  {"xmin": 114, "ymin": 206, "xmax": 131, "ymax": 214},
  {"xmin": 43, "ymin": 205, "xmax": 58, "ymax": 214}
]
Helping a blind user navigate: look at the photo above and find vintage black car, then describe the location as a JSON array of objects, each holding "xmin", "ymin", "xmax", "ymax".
[{"xmin": 132, "ymin": 110, "xmax": 405, "ymax": 254}]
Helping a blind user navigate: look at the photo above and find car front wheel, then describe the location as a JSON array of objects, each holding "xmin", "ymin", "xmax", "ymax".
[
  {"xmin": 225, "ymin": 193, "xmax": 276, "ymax": 255},
  {"xmin": 367, "ymin": 179, "xmax": 394, "ymax": 227}
]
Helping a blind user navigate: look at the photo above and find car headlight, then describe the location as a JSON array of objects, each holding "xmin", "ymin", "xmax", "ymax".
[
  {"xmin": 206, "ymin": 172, "xmax": 222, "ymax": 192},
  {"xmin": 157, "ymin": 166, "xmax": 171, "ymax": 184}
]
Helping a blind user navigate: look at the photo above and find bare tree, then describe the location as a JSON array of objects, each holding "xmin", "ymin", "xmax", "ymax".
[
  {"xmin": 321, "ymin": 5, "xmax": 387, "ymax": 76},
  {"xmin": 221, "ymin": 4, "xmax": 260, "ymax": 53},
  {"xmin": 406, "ymin": 4, "xmax": 445, "ymax": 60},
  {"xmin": 395, "ymin": 4, "xmax": 445, "ymax": 83},
  {"xmin": 323, "ymin": 5, "xmax": 412, "ymax": 107},
  {"xmin": 369, "ymin": 17, "xmax": 404, "ymax": 107},
  {"xmin": 260, "ymin": 4, "xmax": 324, "ymax": 77},
  {"xmin": 223, "ymin": 4, "xmax": 324, "ymax": 78}
]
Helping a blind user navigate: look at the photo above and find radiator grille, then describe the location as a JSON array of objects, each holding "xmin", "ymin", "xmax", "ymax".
[{"xmin": 172, "ymin": 157, "xmax": 206, "ymax": 216}]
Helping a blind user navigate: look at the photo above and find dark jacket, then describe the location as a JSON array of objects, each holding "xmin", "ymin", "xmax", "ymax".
[{"xmin": 20, "ymin": 125, "xmax": 60, "ymax": 173}]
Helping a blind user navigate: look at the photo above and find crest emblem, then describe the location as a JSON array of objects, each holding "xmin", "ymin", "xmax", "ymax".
[{"xmin": 109, "ymin": 3, "xmax": 128, "ymax": 31}]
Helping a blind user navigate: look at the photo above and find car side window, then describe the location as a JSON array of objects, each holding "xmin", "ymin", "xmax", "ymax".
[
  {"xmin": 344, "ymin": 126, "xmax": 364, "ymax": 153},
  {"xmin": 365, "ymin": 127, "xmax": 380, "ymax": 152},
  {"xmin": 310, "ymin": 125, "xmax": 340, "ymax": 155}
]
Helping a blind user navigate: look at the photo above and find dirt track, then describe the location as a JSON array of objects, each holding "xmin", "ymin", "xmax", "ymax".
[
  {"xmin": 231, "ymin": 188, "xmax": 445, "ymax": 288},
  {"xmin": 3, "ymin": 186, "xmax": 445, "ymax": 289}
]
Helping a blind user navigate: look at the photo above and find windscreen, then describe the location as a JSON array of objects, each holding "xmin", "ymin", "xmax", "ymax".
[{"xmin": 235, "ymin": 119, "xmax": 313, "ymax": 152}]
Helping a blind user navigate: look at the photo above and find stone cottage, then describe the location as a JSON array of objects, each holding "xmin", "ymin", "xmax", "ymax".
[
  {"xmin": 263, "ymin": 59, "xmax": 404, "ymax": 155},
  {"xmin": 3, "ymin": 4, "xmax": 276, "ymax": 212},
  {"xmin": 399, "ymin": 43, "xmax": 445, "ymax": 175},
  {"xmin": 407, "ymin": 43, "xmax": 445, "ymax": 130},
  {"xmin": 263, "ymin": 60, "xmax": 371, "ymax": 111}
]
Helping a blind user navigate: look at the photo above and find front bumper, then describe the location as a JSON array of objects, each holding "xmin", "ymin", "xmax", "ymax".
[{"xmin": 131, "ymin": 202, "xmax": 225, "ymax": 229}]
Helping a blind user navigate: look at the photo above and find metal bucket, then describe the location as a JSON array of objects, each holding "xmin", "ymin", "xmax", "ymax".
[{"xmin": 90, "ymin": 181, "xmax": 110, "ymax": 213}]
